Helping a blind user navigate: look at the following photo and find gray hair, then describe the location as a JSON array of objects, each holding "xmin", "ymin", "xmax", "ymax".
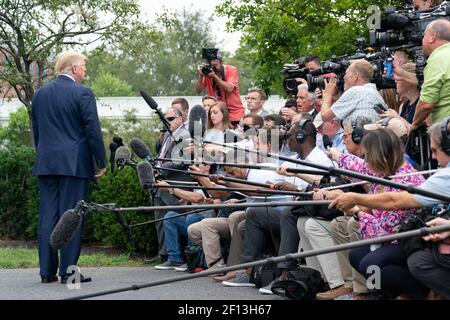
[
  {"xmin": 297, "ymin": 84, "xmax": 315, "ymax": 101},
  {"xmin": 342, "ymin": 116, "xmax": 372, "ymax": 133},
  {"xmin": 428, "ymin": 19, "xmax": 450, "ymax": 41},
  {"xmin": 428, "ymin": 119, "xmax": 450, "ymax": 147}
]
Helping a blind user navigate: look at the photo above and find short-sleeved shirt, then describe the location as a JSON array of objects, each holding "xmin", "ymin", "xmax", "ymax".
[
  {"xmin": 420, "ymin": 42, "xmax": 450, "ymax": 123},
  {"xmin": 331, "ymin": 83, "xmax": 384, "ymax": 122},
  {"xmin": 415, "ymin": 163, "xmax": 450, "ymax": 207},
  {"xmin": 202, "ymin": 65, "xmax": 245, "ymax": 122}
]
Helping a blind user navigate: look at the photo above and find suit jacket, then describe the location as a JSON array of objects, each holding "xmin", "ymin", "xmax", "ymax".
[
  {"xmin": 158, "ymin": 126, "xmax": 194, "ymax": 182},
  {"xmin": 31, "ymin": 75, "xmax": 106, "ymax": 179}
]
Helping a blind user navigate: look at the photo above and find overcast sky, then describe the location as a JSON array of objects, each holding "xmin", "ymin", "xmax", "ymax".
[{"xmin": 137, "ymin": 0, "xmax": 242, "ymax": 54}]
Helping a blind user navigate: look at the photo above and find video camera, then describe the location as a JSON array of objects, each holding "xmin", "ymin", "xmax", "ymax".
[
  {"xmin": 369, "ymin": 2, "xmax": 450, "ymax": 47},
  {"xmin": 281, "ymin": 58, "xmax": 310, "ymax": 96},
  {"xmin": 201, "ymin": 48, "xmax": 220, "ymax": 76}
]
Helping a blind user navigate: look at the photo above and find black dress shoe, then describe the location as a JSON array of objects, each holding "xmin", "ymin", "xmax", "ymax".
[
  {"xmin": 41, "ymin": 275, "xmax": 58, "ymax": 283},
  {"xmin": 60, "ymin": 273, "xmax": 92, "ymax": 284}
]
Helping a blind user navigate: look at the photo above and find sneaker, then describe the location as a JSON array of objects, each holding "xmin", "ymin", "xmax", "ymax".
[
  {"xmin": 315, "ymin": 285, "xmax": 353, "ymax": 300},
  {"xmin": 174, "ymin": 263, "xmax": 188, "ymax": 272},
  {"xmin": 259, "ymin": 280, "xmax": 276, "ymax": 295},
  {"xmin": 155, "ymin": 260, "xmax": 184, "ymax": 270},
  {"xmin": 222, "ymin": 270, "xmax": 255, "ymax": 287}
]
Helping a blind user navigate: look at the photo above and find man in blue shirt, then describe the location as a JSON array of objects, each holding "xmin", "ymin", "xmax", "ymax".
[{"xmin": 330, "ymin": 117, "xmax": 450, "ymax": 299}]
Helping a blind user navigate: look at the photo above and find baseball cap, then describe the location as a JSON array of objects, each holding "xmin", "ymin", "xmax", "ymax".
[{"xmin": 363, "ymin": 117, "xmax": 408, "ymax": 138}]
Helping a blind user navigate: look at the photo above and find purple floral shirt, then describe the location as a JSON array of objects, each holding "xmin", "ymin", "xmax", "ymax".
[{"xmin": 339, "ymin": 153, "xmax": 425, "ymax": 239}]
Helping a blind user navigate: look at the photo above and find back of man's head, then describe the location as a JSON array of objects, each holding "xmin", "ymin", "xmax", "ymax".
[
  {"xmin": 350, "ymin": 59, "xmax": 374, "ymax": 83},
  {"xmin": 429, "ymin": 19, "xmax": 450, "ymax": 42},
  {"xmin": 55, "ymin": 51, "xmax": 86, "ymax": 75}
]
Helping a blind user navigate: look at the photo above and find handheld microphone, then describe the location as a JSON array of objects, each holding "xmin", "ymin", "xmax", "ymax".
[
  {"xmin": 323, "ymin": 135, "xmax": 332, "ymax": 150},
  {"xmin": 109, "ymin": 142, "xmax": 118, "ymax": 173},
  {"xmin": 188, "ymin": 105, "xmax": 207, "ymax": 140},
  {"xmin": 136, "ymin": 161, "xmax": 155, "ymax": 192},
  {"xmin": 130, "ymin": 138, "xmax": 155, "ymax": 164},
  {"xmin": 115, "ymin": 146, "xmax": 132, "ymax": 170}
]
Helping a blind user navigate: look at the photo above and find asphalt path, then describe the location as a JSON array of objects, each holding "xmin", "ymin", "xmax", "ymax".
[{"xmin": 0, "ymin": 267, "xmax": 285, "ymax": 300}]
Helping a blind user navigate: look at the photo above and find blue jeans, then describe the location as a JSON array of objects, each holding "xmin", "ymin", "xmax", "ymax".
[{"xmin": 163, "ymin": 211, "xmax": 205, "ymax": 263}]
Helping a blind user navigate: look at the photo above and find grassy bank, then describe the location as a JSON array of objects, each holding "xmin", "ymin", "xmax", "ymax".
[{"xmin": 0, "ymin": 247, "xmax": 144, "ymax": 269}]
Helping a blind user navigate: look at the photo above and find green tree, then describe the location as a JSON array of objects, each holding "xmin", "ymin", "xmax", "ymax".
[
  {"xmin": 0, "ymin": 0, "xmax": 160, "ymax": 114},
  {"xmin": 216, "ymin": 0, "xmax": 401, "ymax": 95},
  {"xmin": 91, "ymin": 72, "xmax": 134, "ymax": 97},
  {"xmin": 0, "ymin": 106, "xmax": 32, "ymax": 147},
  {"xmin": 86, "ymin": 9, "xmax": 220, "ymax": 96}
]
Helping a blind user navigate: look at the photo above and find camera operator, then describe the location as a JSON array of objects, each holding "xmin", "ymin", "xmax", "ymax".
[
  {"xmin": 330, "ymin": 117, "xmax": 450, "ymax": 299},
  {"xmin": 320, "ymin": 59, "xmax": 384, "ymax": 123},
  {"xmin": 411, "ymin": 19, "xmax": 450, "ymax": 132},
  {"xmin": 195, "ymin": 49, "xmax": 244, "ymax": 126}
]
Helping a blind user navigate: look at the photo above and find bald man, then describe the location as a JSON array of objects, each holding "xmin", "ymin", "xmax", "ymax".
[{"xmin": 411, "ymin": 19, "xmax": 450, "ymax": 131}]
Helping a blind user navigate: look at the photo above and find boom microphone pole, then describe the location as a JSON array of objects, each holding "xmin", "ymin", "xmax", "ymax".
[
  {"xmin": 66, "ymin": 223, "xmax": 450, "ymax": 300},
  {"xmin": 155, "ymin": 158, "xmax": 330, "ymax": 176},
  {"xmin": 203, "ymin": 140, "xmax": 450, "ymax": 203}
]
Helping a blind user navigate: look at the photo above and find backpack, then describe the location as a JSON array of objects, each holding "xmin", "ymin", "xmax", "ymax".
[
  {"xmin": 249, "ymin": 260, "xmax": 278, "ymax": 288},
  {"xmin": 271, "ymin": 266, "xmax": 325, "ymax": 300},
  {"xmin": 185, "ymin": 245, "xmax": 207, "ymax": 273}
]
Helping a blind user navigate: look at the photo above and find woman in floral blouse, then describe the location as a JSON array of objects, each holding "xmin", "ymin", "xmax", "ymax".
[{"xmin": 327, "ymin": 128, "xmax": 430, "ymax": 299}]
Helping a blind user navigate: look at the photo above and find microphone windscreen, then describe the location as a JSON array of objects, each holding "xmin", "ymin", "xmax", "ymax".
[
  {"xmin": 137, "ymin": 161, "xmax": 154, "ymax": 190},
  {"xmin": 113, "ymin": 136, "xmax": 124, "ymax": 147},
  {"xmin": 130, "ymin": 138, "xmax": 151, "ymax": 160},
  {"xmin": 323, "ymin": 135, "xmax": 332, "ymax": 149},
  {"xmin": 140, "ymin": 90, "xmax": 158, "ymax": 110},
  {"xmin": 109, "ymin": 141, "xmax": 118, "ymax": 153},
  {"xmin": 50, "ymin": 210, "xmax": 82, "ymax": 249},
  {"xmin": 189, "ymin": 105, "xmax": 207, "ymax": 139},
  {"xmin": 115, "ymin": 146, "xmax": 131, "ymax": 163}
]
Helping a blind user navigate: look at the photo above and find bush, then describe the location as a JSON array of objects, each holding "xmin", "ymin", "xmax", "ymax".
[
  {"xmin": 0, "ymin": 108, "xmax": 161, "ymax": 256},
  {"xmin": 0, "ymin": 144, "xmax": 39, "ymax": 240}
]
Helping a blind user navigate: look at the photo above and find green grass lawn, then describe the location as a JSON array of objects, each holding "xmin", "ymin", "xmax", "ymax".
[{"xmin": 0, "ymin": 247, "xmax": 144, "ymax": 269}]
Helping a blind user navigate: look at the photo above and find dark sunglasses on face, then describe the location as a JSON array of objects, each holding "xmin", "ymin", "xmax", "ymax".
[{"xmin": 166, "ymin": 116, "xmax": 179, "ymax": 122}]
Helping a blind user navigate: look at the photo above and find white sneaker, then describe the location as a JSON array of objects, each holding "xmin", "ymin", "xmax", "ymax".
[
  {"xmin": 174, "ymin": 263, "xmax": 188, "ymax": 272},
  {"xmin": 222, "ymin": 271, "xmax": 255, "ymax": 287}
]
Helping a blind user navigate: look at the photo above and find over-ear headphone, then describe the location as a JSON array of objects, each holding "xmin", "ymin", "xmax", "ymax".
[
  {"xmin": 295, "ymin": 119, "xmax": 311, "ymax": 143},
  {"xmin": 379, "ymin": 117, "xmax": 393, "ymax": 128},
  {"xmin": 440, "ymin": 116, "xmax": 450, "ymax": 156},
  {"xmin": 351, "ymin": 118, "xmax": 364, "ymax": 144}
]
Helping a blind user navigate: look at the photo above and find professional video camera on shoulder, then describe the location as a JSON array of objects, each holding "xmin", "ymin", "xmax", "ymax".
[
  {"xmin": 281, "ymin": 57, "xmax": 310, "ymax": 96},
  {"xmin": 369, "ymin": 1, "xmax": 450, "ymax": 47},
  {"xmin": 201, "ymin": 48, "xmax": 220, "ymax": 76}
]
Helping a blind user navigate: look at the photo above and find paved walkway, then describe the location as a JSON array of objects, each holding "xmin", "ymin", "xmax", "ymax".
[{"xmin": 0, "ymin": 267, "xmax": 284, "ymax": 300}]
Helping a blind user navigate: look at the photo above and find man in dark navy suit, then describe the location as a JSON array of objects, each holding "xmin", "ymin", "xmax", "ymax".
[{"xmin": 31, "ymin": 51, "xmax": 106, "ymax": 284}]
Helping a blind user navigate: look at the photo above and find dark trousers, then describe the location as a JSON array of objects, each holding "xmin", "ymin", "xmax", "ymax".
[
  {"xmin": 38, "ymin": 176, "xmax": 89, "ymax": 277},
  {"xmin": 349, "ymin": 244, "xmax": 429, "ymax": 299},
  {"xmin": 241, "ymin": 207, "xmax": 293, "ymax": 265},
  {"xmin": 408, "ymin": 248, "xmax": 450, "ymax": 300}
]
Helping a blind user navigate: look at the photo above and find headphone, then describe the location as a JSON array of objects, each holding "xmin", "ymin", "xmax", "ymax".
[
  {"xmin": 379, "ymin": 117, "xmax": 393, "ymax": 128},
  {"xmin": 351, "ymin": 118, "xmax": 364, "ymax": 144},
  {"xmin": 440, "ymin": 116, "xmax": 450, "ymax": 156},
  {"xmin": 295, "ymin": 119, "xmax": 311, "ymax": 143}
]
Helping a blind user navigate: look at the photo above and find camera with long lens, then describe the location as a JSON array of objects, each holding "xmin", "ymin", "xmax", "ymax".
[
  {"xmin": 281, "ymin": 58, "xmax": 310, "ymax": 96},
  {"xmin": 201, "ymin": 48, "xmax": 220, "ymax": 76}
]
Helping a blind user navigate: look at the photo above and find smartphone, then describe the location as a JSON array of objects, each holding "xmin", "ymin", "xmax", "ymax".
[{"xmin": 373, "ymin": 103, "xmax": 388, "ymax": 114}]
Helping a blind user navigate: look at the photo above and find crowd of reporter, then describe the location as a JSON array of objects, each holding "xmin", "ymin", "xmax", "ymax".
[{"xmin": 143, "ymin": 17, "xmax": 450, "ymax": 301}]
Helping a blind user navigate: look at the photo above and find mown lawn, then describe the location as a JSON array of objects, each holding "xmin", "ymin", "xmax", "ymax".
[{"xmin": 0, "ymin": 247, "xmax": 144, "ymax": 268}]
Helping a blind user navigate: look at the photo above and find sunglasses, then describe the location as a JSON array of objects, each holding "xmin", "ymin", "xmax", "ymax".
[{"xmin": 165, "ymin": 116, "xmax": 179, "ymax": 122}]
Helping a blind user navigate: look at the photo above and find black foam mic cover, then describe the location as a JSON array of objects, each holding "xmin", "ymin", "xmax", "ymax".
[
  {"xmin": 323, "ymin": 135, "xmax": 332, "ymax": 149},
  {"xmin": 113, "ymin": 136, "xmax": 124, "ymax": 147},
  {"xmin": 115, "ymin": 146, "xmax": 131, "ymax": 169},
  {"xmin": 140, "ymin": 90, "xmax": 158, "ymax": 110},
  {"xmin": 137, "ymin": 161, "xmax": 154, "ymax": 191},
  {"xmin": 49, "ymin": 210, "xmax": 82, "ymax": 249},
  {"xmin": 189, "ymin": 104, "xmax": 207, "ymax": 139},
  {"xmin": 130, "ymin": 138, "xmax": 151, "ymax": 160},
  {"xmin": 109, "ymin": 142, "xmax": 118, "ymax": 173}
]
